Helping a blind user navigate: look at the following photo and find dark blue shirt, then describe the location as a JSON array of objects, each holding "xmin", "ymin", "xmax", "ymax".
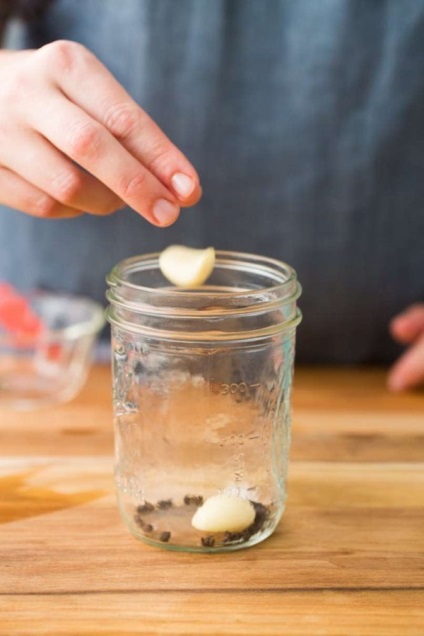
[{"xmin": 1, "ymin": 0, "xmax": 423, "ymax": 363}]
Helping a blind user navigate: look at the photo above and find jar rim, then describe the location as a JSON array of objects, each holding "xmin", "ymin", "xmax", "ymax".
[
  {"xmin": 106, "ymin": 250, "xmax": 298, "ymax": 300},
  {"xmin": 106, "ymin": 251, "xmax": 302, "ymax": 342}
]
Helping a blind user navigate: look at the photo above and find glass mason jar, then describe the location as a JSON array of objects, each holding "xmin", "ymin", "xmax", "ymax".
[{"xmin": 106, "ymin": 251, "xmax": 302, "ymax": 552}]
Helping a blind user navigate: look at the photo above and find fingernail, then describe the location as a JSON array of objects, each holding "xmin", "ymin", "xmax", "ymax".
[
  {"xmin": 171, "ymin": 173, "xmax": 195, "ymax": 199},
  {"xmin": 152, "ymin": 199, "xmax": 179, "ymax": 226}
]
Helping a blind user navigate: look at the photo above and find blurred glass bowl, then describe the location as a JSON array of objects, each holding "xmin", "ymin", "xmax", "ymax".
[{"xmin": 0, "ymin": 293, "xmax": 105, "ymax": 410}]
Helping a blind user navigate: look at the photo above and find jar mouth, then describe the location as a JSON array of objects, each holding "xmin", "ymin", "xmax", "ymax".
[
  {"xmin": 107, "ymin": 251, "xmax": 299, "ymax": 303},
  {"xmin": 106, "ymin": 251, "xmax": 302, "ymax": 341}
]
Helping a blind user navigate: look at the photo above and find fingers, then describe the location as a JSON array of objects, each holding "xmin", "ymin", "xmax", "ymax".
[
  {"xmin": 2, "ymin": 130, "xmax": 124, "ymax": 216},
  {"xmin": 39, "ymin": 41, "xmax": 201, "ymax": 206},
  {"xmin": 0, "ymin": 166, "xmax": 83, "ymax": 218},
  {"xmin": 388, "ymin": 333, "xmax": 424, "ymax": 392},
  {"xmin": 27, "ymin": 92, "xmax": 181, "ymax": 226},
  {"xmin": 390, "ymin": 304, "xmax": 424, "ymax": 344},
  {"xmin": 0, "ymin": 43, "xmax": 202, "ymax": 223},
  {"xmin": 388, "ymin": 304, "xmax": 424, "ymax": 391}
]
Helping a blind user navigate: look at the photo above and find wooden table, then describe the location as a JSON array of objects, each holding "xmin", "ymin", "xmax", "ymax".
[{"xmin": 0, "ymin": 365, "xmax": 423, "ymax": 635}]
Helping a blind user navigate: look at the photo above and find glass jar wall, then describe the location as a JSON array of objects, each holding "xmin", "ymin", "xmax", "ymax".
[{"xmin": 106, "ymin": 251, "xmax": 301, "ymax": 552}]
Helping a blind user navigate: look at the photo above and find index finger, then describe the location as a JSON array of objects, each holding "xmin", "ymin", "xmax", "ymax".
[
  {"xmin": 390, "ymin": 304, "xmax": 424, "ymax": 344},
  {"xmin": 39, "ymin": 41, "xmax": 202, "ymax": 206},
  {"xmin": 28, "ymin": 92, "xmax": 181, "ymax": 226}
]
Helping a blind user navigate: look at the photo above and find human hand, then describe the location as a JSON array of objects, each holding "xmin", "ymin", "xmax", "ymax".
[
  {"xmin": 388, "ymin": 304, "xmax": 424, "ymax": 392},
  {"xmin": 0, "ymin": 41, "xmax": 201, "ymax": 223}
]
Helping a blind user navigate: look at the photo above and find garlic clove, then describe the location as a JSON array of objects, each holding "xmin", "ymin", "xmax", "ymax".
[
  {"xmin": 159, "ymin": 245, "xmax": 215, "ymax": 288},
  {"xmin": 192, "ymin": 494, "xmax": 255, "ymax": 533}
]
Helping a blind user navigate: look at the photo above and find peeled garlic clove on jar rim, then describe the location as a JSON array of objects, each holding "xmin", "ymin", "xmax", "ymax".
[
  {"xmin": 159, "ymin": 245, "xmax": 215, "ymax": 288},
  {"xmin": 192, "ymin": 494, "xmax": 256, "ymax": 533}
]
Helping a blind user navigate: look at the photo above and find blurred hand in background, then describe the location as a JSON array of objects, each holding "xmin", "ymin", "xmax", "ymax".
[{"xmin": 389, "ymin": 304, "xmax": 424, "ymax": 392}]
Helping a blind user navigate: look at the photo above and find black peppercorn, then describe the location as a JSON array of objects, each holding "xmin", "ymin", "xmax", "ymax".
[
  {"xmin": 184, "ymin": 494, "xmax": 204, "ymax": 506},
  {"xmin": 136, "ymin": 502, "xmax": 154, "ymax": 514},
  {"xmin": 157, "ymin": 499, "xmax": 173, "ymax": 510},
  {"xmin": 201, "ymin": 536, "xmax": 215, "ymax": 548}
]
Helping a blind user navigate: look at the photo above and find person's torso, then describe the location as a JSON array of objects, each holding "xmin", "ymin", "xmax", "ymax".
[{"xmin": 1, "ymin": 0, "xmax": 423, "ymax": 363}]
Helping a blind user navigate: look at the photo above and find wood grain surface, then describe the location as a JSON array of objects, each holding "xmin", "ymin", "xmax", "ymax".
[{"xmin": 0, "ymin": 365, "xmax": 423, "ymax": 635}]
